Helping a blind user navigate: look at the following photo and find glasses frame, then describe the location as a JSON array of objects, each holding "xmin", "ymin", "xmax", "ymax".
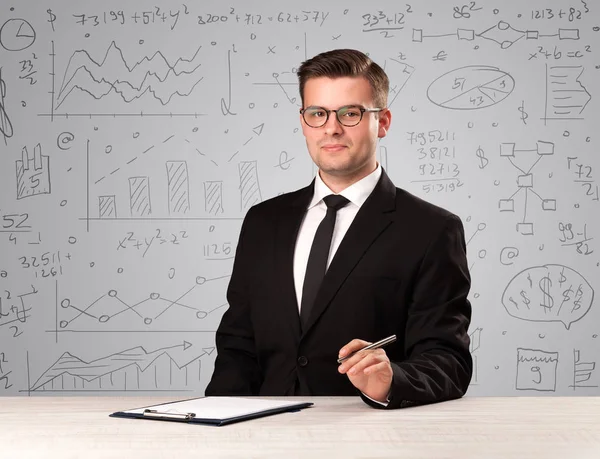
[{"xmin": 299, "ymin": 105, "xmax": 386, "ymax": 128}]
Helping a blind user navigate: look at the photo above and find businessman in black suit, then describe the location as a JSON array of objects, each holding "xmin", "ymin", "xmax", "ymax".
[{"xmin": 206, "ymin": 49, "xmax": 472, "ymax": 408}]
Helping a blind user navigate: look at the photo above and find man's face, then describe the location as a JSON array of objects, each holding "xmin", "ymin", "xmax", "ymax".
[{"xmin": 300, "ymin": 76, "xmax": 391, "ymax": 185}]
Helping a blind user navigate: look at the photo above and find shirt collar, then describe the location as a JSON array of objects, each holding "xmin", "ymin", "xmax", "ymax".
[{"xmin": 308, "ymin": 163, "xmax": 382, "ymax": 210}]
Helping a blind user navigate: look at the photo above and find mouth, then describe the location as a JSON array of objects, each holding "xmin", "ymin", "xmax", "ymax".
[{"xmin": 320, "ymin": 144, "xmax": 347, "ymax": 152}]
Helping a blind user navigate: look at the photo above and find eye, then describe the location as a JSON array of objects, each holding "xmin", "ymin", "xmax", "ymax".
[
  {"xmin": 309, "ymin": 109, "xmax": 326, "ymax": 117},
  {"xmin": 340, "ymin": 107, "xmax": 361, "ymax": 118}
]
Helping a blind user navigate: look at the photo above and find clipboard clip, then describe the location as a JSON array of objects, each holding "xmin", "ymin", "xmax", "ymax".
[{"xmin": 143, "ymin": 409, "xmax": 196, "ymax": 421}]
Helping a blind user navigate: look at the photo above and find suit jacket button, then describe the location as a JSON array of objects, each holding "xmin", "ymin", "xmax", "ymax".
[{"xmin": 297, "ymin": 356, "xmax": 308, "ymax": 367}]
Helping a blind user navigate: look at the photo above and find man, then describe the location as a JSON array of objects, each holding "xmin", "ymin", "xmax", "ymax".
[{"xmin": 206, "ymin": 49, "xmax": 472, "ymax": 409}]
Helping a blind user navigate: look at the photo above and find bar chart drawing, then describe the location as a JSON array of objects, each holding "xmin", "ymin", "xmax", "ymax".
[
  {"xmin": 239, "ymin": 161, "xmax": 262, "ymax": 212},
  {"xmin": 166, "ymin": 161, "xmax": 191, "ymax": 216},
  {"xmin": 99, "ymin": 195, "xmax": 117, "ymax": 219},
  {"xmin": 204, "ymin": 181, "xmax": 224, "ymax": 215},
  {"xmin": 128, "ymin": 176, "xmax": 152, "ymax": 217}
]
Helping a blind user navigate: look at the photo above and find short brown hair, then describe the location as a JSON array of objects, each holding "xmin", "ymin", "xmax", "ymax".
[{"xmin": 297, "ymin": 49, "xmax": 389, "ymax": 108}]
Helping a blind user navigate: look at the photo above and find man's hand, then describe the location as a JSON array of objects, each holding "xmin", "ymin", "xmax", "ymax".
[{"xmin": 338, "ymin": 339, "xmax": 393, "ymax": 403}]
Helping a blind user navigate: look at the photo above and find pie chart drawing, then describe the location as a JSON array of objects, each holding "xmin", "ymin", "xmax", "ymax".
[
  {"xmin": 0, "ymin": 19, "xmax": 36, "ymax": 51},
  {"xmin": 427, "ymin": 65, "xmax": 514, "ymax": 110}
]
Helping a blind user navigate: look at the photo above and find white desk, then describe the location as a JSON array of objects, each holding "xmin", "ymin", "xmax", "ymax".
[{"xmin": 1, "ymin": 396, "xmax": 599, "ymax": 458}]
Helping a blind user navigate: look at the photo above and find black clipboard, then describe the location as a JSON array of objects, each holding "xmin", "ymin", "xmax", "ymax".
[{"xmin": 110, "ymin": 396, "xmax": 314, "ymax": 426}]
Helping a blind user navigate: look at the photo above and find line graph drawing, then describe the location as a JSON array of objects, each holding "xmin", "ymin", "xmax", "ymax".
[
  {"xmin": 57, "ymin": 274, "xmax": 230, "ymax": 331},
  {"xmin": 544, "ymin": 65, "xmax": 591, "ymax": 124},
  {"xmin": 54, "ymin": 41, "xmax": 205, "ymax": 111},
  {"xmin": 413, "ymin": 21, "xmax": 579, "ymax": 49},
  {"xmin": 498, "ymin": 141, "xmax": 556, "ymax": 235},
  {"xmin": 27, "ymin": 342, "xmax": 215, "ymax": 392},
  {"xmin": 427, "ymin": 66, "xmax": 514, "ymax": 110}
]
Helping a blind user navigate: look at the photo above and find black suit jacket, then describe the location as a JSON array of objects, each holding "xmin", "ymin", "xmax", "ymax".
[{"xmin": 206, "ymin": 170, "xmax": 472, "ymax": 409}]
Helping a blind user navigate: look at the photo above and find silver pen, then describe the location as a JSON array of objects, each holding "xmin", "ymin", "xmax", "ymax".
[{"xmin": 337, "ymin": 334, "xmax": 397, "ymax": 364}]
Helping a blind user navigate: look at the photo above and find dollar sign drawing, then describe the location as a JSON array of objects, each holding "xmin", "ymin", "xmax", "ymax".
[
  {"xmin": 562, "ymin": 286, "xmax": 573, "ymax": 303},
  {"xmin": 539, "ymin": 275, "xmax": 554, "ymax": 312},
  {"xmin": 518, "ymin": 101, "xmax": 528, "ymax": 125},
  {"xmin": 520, "ymin": 290, "xmax": 531, "ymax": 309},
  {"xmin": 572, "ymin": 285, "xmax": 584, "ymax": 312},
  {"xmin": 47, "ymin": 9, "xmax": 56, "ymax": 31},
  {"xmin": 476, "ymin": 146, "xmax": 488, "ymax": 169},
  {"xmin": 558, "ymin": 268, "xmax": 566, "ymax": 287}
]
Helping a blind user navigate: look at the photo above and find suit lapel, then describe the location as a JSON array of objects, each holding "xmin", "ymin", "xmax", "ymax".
[
  {"xmin": 274, "ymin": 182, "xmax": 314, "ymax": 340},
  {"xmin": 302, "ymin": 171, "xmax": 397, "ymax": 335}
]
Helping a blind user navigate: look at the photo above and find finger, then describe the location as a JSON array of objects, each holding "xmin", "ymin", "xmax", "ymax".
[
  {"xmin": 347, "ymin": 351, "xmax": 387, "ymax": 375},
  {"xmin": 338, "ymin": 339, "xmax": 370, "ymax": 359},
  {"xmin": 339, "ymin": 347, "xmax": 385, "ymax": 373},
  {"xmin": 363, "ymin": 360, "xmax": 391, "ymax": 376}
]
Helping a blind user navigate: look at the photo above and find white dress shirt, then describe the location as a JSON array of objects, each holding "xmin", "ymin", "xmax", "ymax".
[
  {"xmin": 293, "ymin": 164, "xmax": 382, "ymax": 310},
  {"xmin": 292, "ymin": 163, "xmax": 387, "ymax": 406}
]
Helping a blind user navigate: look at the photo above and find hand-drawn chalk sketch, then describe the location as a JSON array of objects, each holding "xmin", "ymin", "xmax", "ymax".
[
  {"xmin": 500, "ymin": 247, "xmax": 520, "ymax": 266},
  {"xmin": 57, "ymin": 274, "xmax": 229, "ymax": 332},
  {"xmin": 166, "ymin": 161, "xmax": 191, "ymax": 215},
  {"xmin": 27, "ymin": 343, "xmax": 215, "ymax": 393},
  {"xmin": 516, "ymin": 348, "xmax": 558, "ymax": 391},
  {"xmin": 128, "ymin": 176, "xmax": 152, "ymax": 217},
  {"xmin": 16, "ymin": 144, "xmax": 51, "ymax": 199},
  {"xmin": 570, "ymin": 349, "xmax": 598, "ymax": 390},
  {"xmin": 543, "ymin": 64, "xmax": 591, "ymax": 123},
  {"xmin": 0, "ymin": 67, "xmax": 13, "ymax": 144},
  {"xmin": 427, "ymin": 66, "xmax": 514, "ymax": 110},
  {"xmin": 1, "ymin": 0, "xmax": 598, "ymax": 398},
  {"xmin": 239, "ymin": 161, "xmax": 262, "ymax": 211},
  {"xmin": 0, "ymin": 19, "xmax": 36, "ymax": 51},
  {"xmin": 55, "ymin": 41, "xmax": 205, "ymax": 111},
  {"xmin": 204, "ymin": 181, "xmax": 224, "ymax": 215},
  {"xmin": 469, "ymin": 327, "xmax": 482, "ymax": 385},
  {"xmin": 56, "ymin": 131, "xmax": 75, "ymax": 150},
  {"xmin": 502, "ymin": 265, "xmax": 594, "ymax": 329},
  {"xmin": 382, "ymin": 58, "xmax": 415, "ymax": 108},
  {"xmin": 413, "ymin": 21, "xmax": 579, "ymax": 49},
  {"xmin": 498, "ymin": 141, "xmax": 556, "ymax": 235},
  {"xmin": 0, "ymin": 285, "xmax": 37, "ymax": 339}
]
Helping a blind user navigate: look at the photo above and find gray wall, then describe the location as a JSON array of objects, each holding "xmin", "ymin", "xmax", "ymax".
[{"xmin": 0, "ymin": 0, "xmax": 598, "ymax": 396}]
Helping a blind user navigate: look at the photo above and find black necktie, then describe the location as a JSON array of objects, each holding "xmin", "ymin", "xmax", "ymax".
[{"xmin": 300, "ymin": 194, "xmax": 350, "ymax": 328}]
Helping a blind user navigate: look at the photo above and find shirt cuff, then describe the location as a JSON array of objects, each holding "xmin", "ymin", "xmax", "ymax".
[{"xmin": 361, "ymin": 391, "xmax": 390, "ymax": 407}]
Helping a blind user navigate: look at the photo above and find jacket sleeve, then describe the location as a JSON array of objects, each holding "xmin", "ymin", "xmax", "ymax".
[
  {"xmin": 205, "ymin": 208, "xmax": 262, "ymax": 395},
  {"xmin": 367, "ymin": 214, "xmax": 473, "ymax": 409}
]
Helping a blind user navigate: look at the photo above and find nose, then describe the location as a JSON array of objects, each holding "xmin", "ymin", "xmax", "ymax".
[{"xmin": 323, "ymin": 111, "xmax": 344, "ymax": 136}]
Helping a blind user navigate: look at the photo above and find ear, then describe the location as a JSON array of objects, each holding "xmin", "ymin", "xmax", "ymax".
[
  {"xmin": 377, "ymin": 109, "xmax": 392, "ymax": 139},
  {"xmin": 299, "ymin": 112, "xmax": 308, "ymax": 137}
]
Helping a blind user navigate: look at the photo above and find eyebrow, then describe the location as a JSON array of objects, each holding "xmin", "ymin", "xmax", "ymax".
[{"xmin": 306, "ymin": 103, "xmax": 364, "ymax": 108}]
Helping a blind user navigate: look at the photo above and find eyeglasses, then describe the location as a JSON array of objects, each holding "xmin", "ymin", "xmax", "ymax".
[{"xmin": 299, "ymin": 105, "xmax": 385, "ymax": 128}]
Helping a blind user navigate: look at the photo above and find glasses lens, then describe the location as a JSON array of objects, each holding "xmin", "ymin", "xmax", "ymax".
[
  {"xmin": 303, "ymin": 107, "xmax": 328, "ymax": 127},
  {"xmin": 337, "ymin": 106, "xmax": 363, "ymax": 126}
]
